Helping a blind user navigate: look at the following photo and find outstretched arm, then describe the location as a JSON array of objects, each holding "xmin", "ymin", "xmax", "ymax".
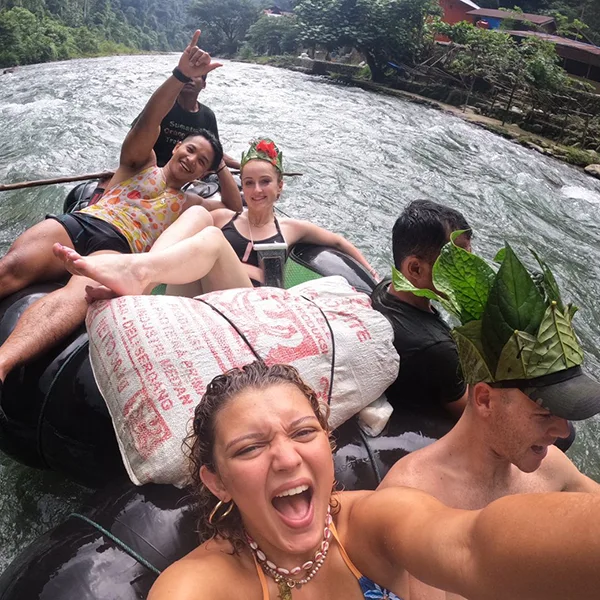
[
  {"xmin": 353, "ymin": 487, "xmax": 600, "ymax": 600},
  {"xmin": 119, "ymin": 30, "xmax": 222, "ymax": 172},
  {"xmin": 285, "ymin": 220, "xmax": 379, "ymax": 279}
]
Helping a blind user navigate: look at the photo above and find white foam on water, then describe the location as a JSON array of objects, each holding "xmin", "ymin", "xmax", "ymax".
[{"xmin": 561, "ymin": 185, "xmax": 600, "ymax": 205}]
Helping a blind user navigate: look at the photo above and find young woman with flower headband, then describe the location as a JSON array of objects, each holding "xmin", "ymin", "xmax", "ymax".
[
  {"xmin": 51, "ymin": 138, "xmax": 378, "ymax": 297},
  {"xmin": 143, "ymin": 361, "xmax": 600, "ymax": 600}
]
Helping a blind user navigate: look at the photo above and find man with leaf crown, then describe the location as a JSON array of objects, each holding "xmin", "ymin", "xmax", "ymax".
[
  {"xmin": 380, "ymin": 238, "xmax": 600, "ymax": 600},
  {"xmin": 371, "ymin": 200, "xmax": 471, "ymax": 422}
]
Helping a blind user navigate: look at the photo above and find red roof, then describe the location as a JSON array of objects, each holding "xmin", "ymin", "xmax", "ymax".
[{"xmin": 467, "ymin": 8, "xmax": 555, "ymax": 27}]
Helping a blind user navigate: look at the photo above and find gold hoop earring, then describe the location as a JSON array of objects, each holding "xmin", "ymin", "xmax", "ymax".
[{"xmin": 208, "ymin": 499, "xmax": 235, "ymax": 525}]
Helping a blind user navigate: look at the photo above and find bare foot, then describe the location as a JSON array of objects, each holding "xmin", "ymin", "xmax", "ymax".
[{"xmin": 52, "ymin": 243, "xmax": 150, "ymax": 296}]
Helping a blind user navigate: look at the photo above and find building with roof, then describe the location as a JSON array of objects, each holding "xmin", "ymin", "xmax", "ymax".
[
  {"xmin": 460, "ymin": 8, "xmax": 600, "ymax": 86},
  {"xmin": 436, "ymin": 0, "xmax": 479, "ymax": 42},
  {"xmin": 440, "ymin": 0, "xmax": 480, "ymax": 26},
  {"xmin": 506, "ymin": 30, "xmax": 600, "ymax": 85},
  {"xmin": 466, "ymin": 8, "xmax": 556, "ymax": 33}
]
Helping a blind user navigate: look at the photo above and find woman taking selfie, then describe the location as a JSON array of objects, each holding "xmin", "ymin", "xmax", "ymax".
[{"xmin": 148, "ymin": 361, "xmax": 600, "ymax": 600}]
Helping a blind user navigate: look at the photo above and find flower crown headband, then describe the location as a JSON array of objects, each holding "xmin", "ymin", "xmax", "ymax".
[{"xmin": 241, "ymin": 138, "xmax": 283, "ymax": 172}]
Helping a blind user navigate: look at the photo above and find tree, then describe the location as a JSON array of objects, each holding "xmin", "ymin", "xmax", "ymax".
[
  {"xmin": 436, "ymin": 20, "xmax": 522, "ymax": 111},
  {"xmin": 436, "ymin": 20, "xmax": 584, "ymax": 126},
  {"xmin": 188, "ymin": 0, "xmax": 258, "ymax": 56},
  {"xmin": 245, "ymin": 14, "xmax": 299, "ymax": 55},
  {"xmin": 294, "ymin": 0, "xmax": 439, "ymax": 82}
]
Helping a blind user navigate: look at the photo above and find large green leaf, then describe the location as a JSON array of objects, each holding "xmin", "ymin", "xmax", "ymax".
[
  {"xmin": 433, "ymin": 232, "xmax": 496, "ymax": 323},
  {"xmin": 391, "ymin": 266, "xmax": 443, "ymax": 301},
  {"xmin": 451, "ymin": 320, "xmax": 494, "ymax": 384},
  {"xmin": 525, "ymin": 303, "xmax": 584, "ymax": 378},
  {"xmin": 529, "ymin": 248, "xmax": 564, "ymax": 312},
  {"xmin": 391, "ymin": 266, "xmax": 461, "ymax": 319},
  {"xmin": 495, "ymin": 330, "xmax": 537, "ymax": 381},
  {"xmin": 481, "ymin": 244, "xmax": 547, "ymax": 372}
]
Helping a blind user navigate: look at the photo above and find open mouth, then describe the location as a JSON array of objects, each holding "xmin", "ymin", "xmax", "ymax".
[
  {"xmin": 271, "ymin": 484, "xmax": 314, "ymax": 525},
  {"xmin": 180, "ymin": 161, "xmax": 192, "ymax": 174}
]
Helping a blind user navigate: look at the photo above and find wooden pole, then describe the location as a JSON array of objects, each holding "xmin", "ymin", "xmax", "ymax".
[
  {"xmin": 0, "ymin": 169, "xmax": 303, "ymax": 193},
  {"xmin": 230, "ymin": 170, "xmax": 303, "ymax": 177},
  {"xmin": 0, "ymin": 171, "xmax": 114, "ymax": 192}
]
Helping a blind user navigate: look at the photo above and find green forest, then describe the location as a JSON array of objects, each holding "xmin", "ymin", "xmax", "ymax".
[
  {"xmin": 0, "ymin": 0, "xmax": 599, "ymax": 69},
  {"xmin": 0, "ymin": 0, "xmax": 195, "ymax": 67}
]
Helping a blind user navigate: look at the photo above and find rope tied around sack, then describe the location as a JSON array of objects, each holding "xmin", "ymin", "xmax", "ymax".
[{"xmin": 196, "ymin": 294, "xmax": 336, "ymax": 407}]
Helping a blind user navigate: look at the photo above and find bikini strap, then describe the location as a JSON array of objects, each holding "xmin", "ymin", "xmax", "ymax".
[
  {"xmin": 274, "ymin": 216, "xmax": 283, "ymax": 236},
  {"xmin": 330, "ymin": 521, "xmax": 364, "ymax": 580},
  {"xmin": 251, "ymin": 553, "xmax": 271, "ymax": 600}
]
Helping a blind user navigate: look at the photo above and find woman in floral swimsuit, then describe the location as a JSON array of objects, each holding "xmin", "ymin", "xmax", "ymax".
[
  {"xmin": 146, "ymin": 361, "xmax": 600, "ymax": 600},
  {"xmin": 0, "ymin": 31, "xmax": 241, "ymax": 392}
]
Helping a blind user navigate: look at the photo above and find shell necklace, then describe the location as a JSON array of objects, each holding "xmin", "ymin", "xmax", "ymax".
[{"xmin": 245, "ymin": 506, "xmax": 333, "ymax": 599}]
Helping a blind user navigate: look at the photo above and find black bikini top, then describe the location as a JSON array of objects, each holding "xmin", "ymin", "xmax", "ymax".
[{"xmin": 221, "ymin": 213, "xmax": 286, "ymax": 268}]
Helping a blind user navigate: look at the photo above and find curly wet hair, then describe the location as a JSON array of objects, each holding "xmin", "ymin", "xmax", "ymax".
[{"xmin": 184, "ymin": 361, "xmax": 333, "ymax": 553}]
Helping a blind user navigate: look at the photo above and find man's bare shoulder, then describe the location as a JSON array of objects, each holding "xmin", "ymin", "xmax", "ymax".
[
  {"xmin": 379, "ymin": 440, "xmax": 447, "ymax": 491},
  {"xmin": 148, "ymin": 540, "xmax": 259, "ymax": 600}
]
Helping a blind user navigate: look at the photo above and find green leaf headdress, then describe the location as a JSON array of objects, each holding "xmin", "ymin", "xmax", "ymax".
[
  {"xmin": 241, "ymin": 138, "xmax": 283, "ymax": 172},
  {"xmin": 392, "ymin": 234, "xmax": 600, "ymax": 420}
]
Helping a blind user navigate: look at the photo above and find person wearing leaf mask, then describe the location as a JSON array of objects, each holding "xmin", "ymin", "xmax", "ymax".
[
  {"xmin": 380, "ymin": 239, "xmax": 600, "ymax": 600},
  {"xmin": 371, "ymin": 200, "xmax": 471, "ymax": 422}
]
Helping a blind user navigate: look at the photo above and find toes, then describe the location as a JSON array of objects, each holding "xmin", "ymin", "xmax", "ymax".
[{"xmin": 53, "ymin": 243, "xmax": 82, "ymax": 264}]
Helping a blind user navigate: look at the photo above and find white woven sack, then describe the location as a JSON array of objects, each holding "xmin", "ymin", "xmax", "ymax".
[{"xmin": 87, "ymin": 276, "xmax": 399, "ymax": 487}]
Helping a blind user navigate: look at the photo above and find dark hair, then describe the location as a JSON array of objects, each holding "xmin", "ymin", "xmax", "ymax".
[
  {"xmin": 392, "ymin": 199, "xmax": 472, "ymax": 268},
  {"xmin": 185, "ymin": 361, "xmax": 330, "ymax": 552},
  {"xmin": 182, "ymin": 129, "xmax": 223, "ymax": 171}
]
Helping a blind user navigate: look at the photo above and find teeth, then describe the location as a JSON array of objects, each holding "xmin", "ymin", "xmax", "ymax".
[{"xmin": 275, "ymin": 484, "xmax": 309, "ymax": 498}]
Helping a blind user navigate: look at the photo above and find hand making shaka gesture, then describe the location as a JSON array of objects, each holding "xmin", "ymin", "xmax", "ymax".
[{"xmin": 177, "ymin": 30, "xmax": 222, "ymax": 79}]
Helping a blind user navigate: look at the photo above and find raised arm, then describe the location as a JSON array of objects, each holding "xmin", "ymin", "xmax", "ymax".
[
  {"xmin": 119, "ymin": 30, "xmax": 222, "ymax": 172},
  {"xmin": 353, "ymin": 487, "xmax": 600, "ymax": 600},
  {"xmin": 285, "ymin": 220, "xmax": 379, "ymax": 279}
]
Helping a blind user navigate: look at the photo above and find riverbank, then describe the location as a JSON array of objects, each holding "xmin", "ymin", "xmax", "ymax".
[{"xmin": 235, "ymin": 55, "xmax": 600, "ymax": 176}]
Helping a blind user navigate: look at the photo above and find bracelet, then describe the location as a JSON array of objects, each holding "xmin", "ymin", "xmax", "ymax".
[
  {"xmin": 215, "ymin": 164, "xmax": 227, "ymax": 174},
  {"xmin": 172, "ymin": 67, "xmax": 192, "ymax": 83}
]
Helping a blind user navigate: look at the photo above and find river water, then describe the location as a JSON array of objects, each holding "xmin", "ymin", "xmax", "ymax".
[{"xmin": 0, "ymin": 55, "xmax": 599, "ymax": 573}]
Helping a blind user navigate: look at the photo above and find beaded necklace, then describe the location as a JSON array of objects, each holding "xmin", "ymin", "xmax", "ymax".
[{"xmin": 245, "ymin": 507, "xmax": 333, "ymax": 599}]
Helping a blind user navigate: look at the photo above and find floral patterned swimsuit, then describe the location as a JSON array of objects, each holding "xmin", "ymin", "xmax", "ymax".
[
  {"xmin": 80, "ymin": 165, "xmax": 185, "ymax": 253},
  {"xmin": 253, "ymin": 523, "xmax": 403, "ymax": 600}
]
